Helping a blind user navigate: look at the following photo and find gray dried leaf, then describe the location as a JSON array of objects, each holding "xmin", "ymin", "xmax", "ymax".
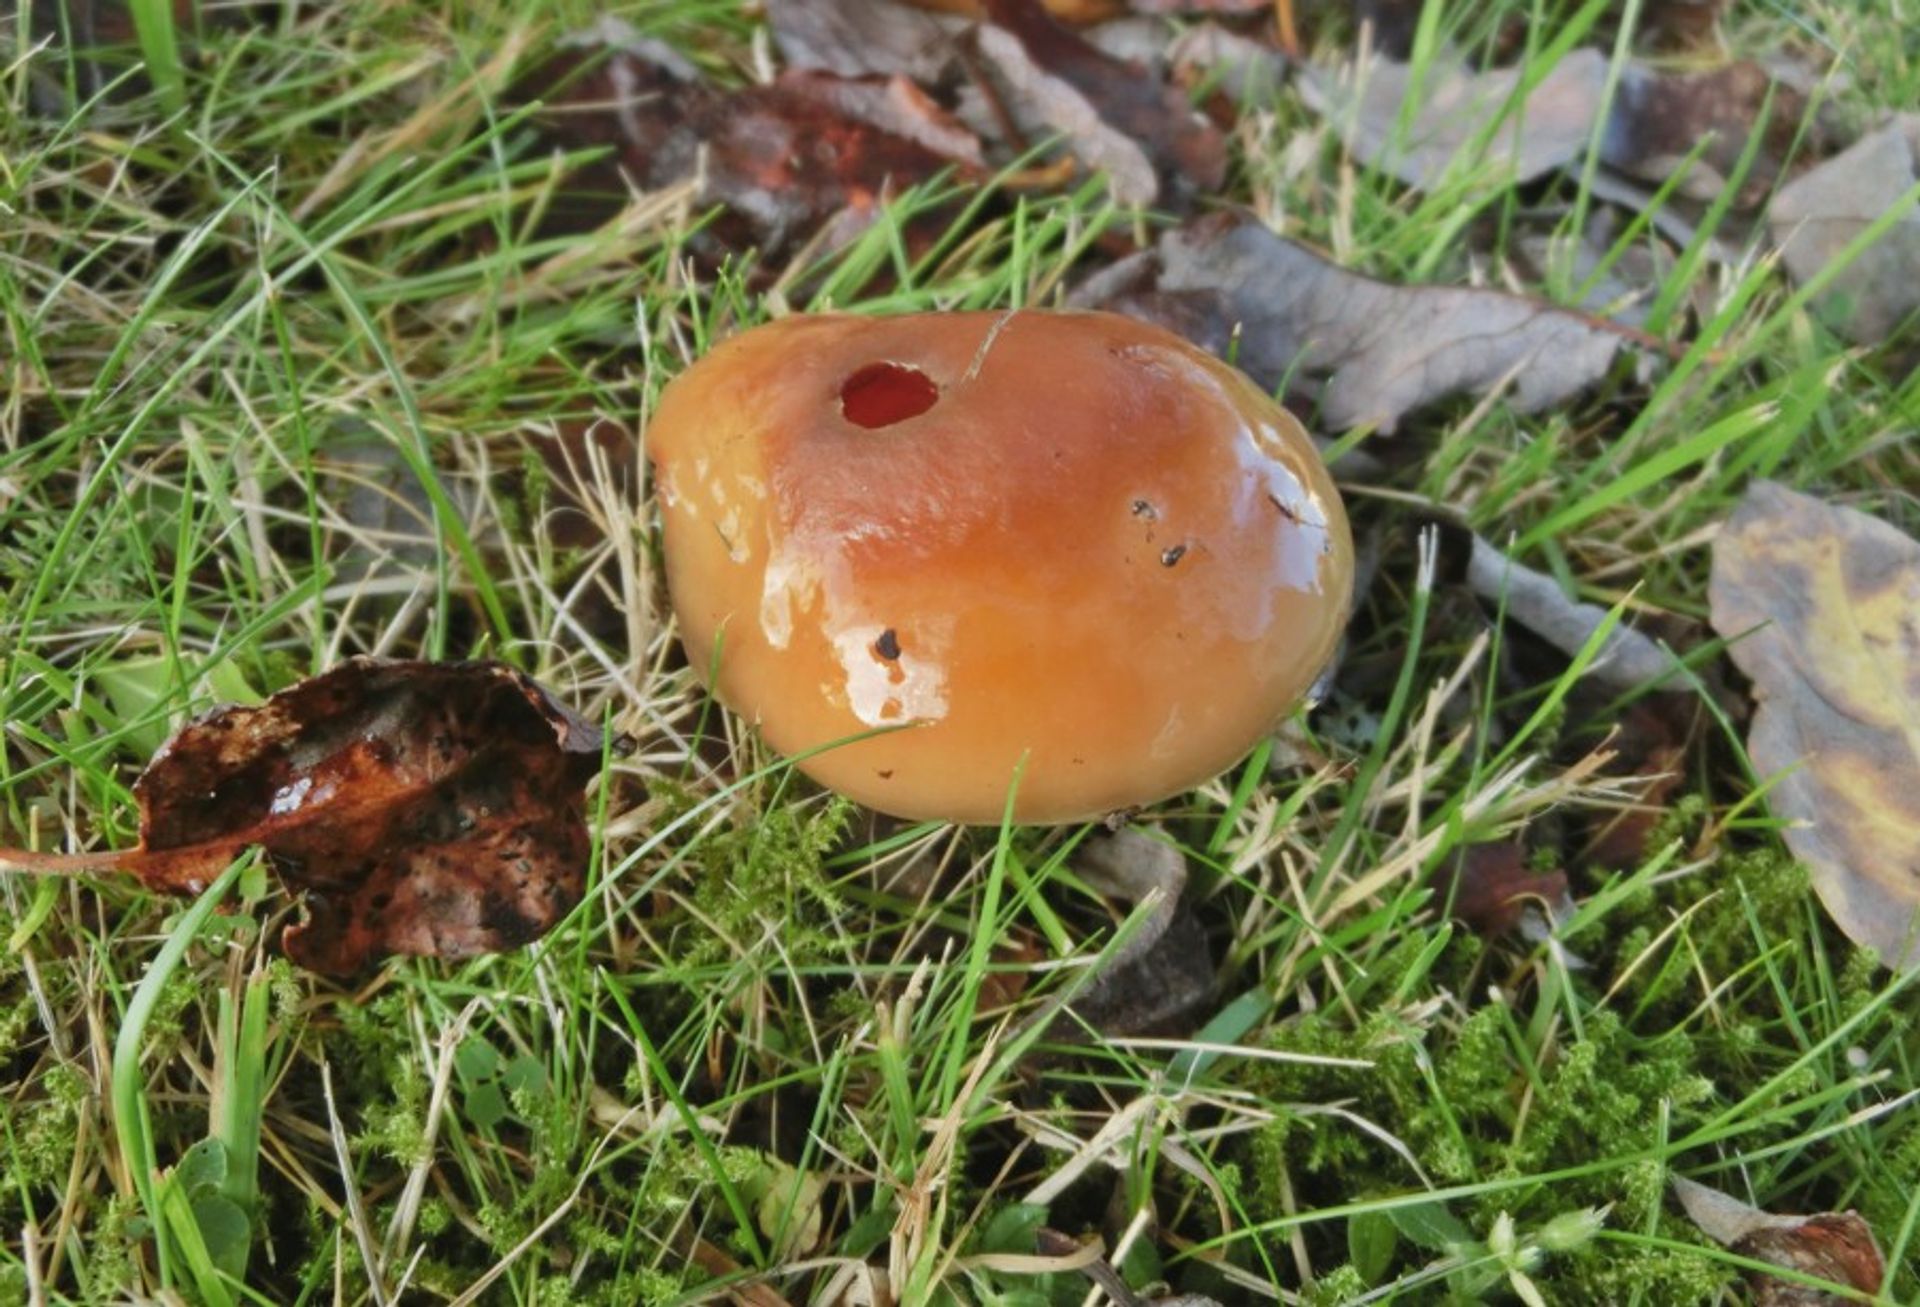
[
  {"xmin": 1168, "ymin": 22, "xmax": 1292, "ymax": 107},
  {"xmin": 1076, "ymin": 213, "xmax": 1644, "ymax": 431},
  {"xmin": 1467, "ymin": 534, "xmax": 1677, "ymax": 692},
  {"xmin": 1768, "ymin": 115, "xmax": 1920, "ymax": 345},
  {"xmin": 1300, "ymin": 49, "xmax": 1610, "ymax": 190},
  {"xmin": 966, "ymin": 23, "xmax": 1161, "ymax": 202},
  {"xmin": 765, "ymin": 0, "xmax": 964, "ymax": 83},
  {"xmin": 1021, "ymin": 829, "xmax": 1213, "ymax": 1040},
  {"xmin": 1305, "ymin": 48, "xmax": 1827, "ymax": 206},
  {"xmin": 1512, "ymin": 212, "xmax": 1688, "ymax": 329},
  {"xmin": 969, "ymin": 0, "xmax": 1227, "ymax": 204},
  {"xmin": 1082, "ymin": 18, "xmax": 1290, "ymax": 108}
]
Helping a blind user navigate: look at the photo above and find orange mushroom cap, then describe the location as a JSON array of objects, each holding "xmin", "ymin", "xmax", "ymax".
[{"xmin": 646, "ymin": 309, "xmax": 1351, "ymax": 825}]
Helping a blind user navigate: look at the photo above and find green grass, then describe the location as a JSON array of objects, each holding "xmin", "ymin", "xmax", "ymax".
[{"xmin": 3, "ymin": 1, "xmax": 1919, "ymax": 1304}]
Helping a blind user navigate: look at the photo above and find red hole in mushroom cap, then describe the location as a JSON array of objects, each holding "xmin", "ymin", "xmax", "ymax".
[{"xmin": 841, "ymin": 363, "xmax": 938, "ymax": 428}]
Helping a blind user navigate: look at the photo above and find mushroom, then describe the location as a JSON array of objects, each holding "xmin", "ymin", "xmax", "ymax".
[{"xmin": 646, "ymin": 309, "xmax": 1352, "ymax": 826}]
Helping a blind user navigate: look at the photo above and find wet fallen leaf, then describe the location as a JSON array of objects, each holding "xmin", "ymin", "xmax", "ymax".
[
  {"xmin": 1707, "ymin": 480, "xmax": 1920, "ymax": 970},
  {"xmin": 1304, "ymin": 48, "xmax": 1827, "ymax": 204},
  {"xmin": 913, "ymin": 0, "xmax": 1267, "ymax": 22},
  {"xmin": 1673, "ymin": 1176, "xmax": 1885, "ymax": 1305},
  {"xmin": 1439, "ymin": 842, "xmax": 1571, "ymax": 937},
  {"xmin": 0, "ymin": 659, "xmax": 619, "ymax": 975},
  {"xmin": 696, "ymin": 71, "xmax": 986, "ymax": 249},
  {"xmin": 1768, "ymin": 114, "xmax": 1920, "ymax": 346},
  {"xmin": 1072, "ymin": 212, "xmax": 1647, "ymax": 431}
]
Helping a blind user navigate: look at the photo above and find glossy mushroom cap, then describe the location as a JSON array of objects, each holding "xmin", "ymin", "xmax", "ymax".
[{"xmin": 647, "ymin": 309, "xmax": 1351, "ymax": 825}]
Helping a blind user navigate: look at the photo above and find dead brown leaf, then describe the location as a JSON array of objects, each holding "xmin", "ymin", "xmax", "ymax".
[
  {"xmin": 1607, "ymin": 60, "xmax": 1829, "ymax": 206},
  {"xmin": 696, "ymin": 72, "xmax": 986, "ymax": 248},
  {"xmin": 1, "ymin": 659, "xmax": 619, "ymax": 975},
  {"xmin": 1438, "ymin": 842, "xmax": 1571, "ymax": 936},
  {"xmin": 1639, "ymin": 0, "xmax": 1729, "ymax": 54},
  {"xmin": 1071, "ymin": 212, "xmax": 1647, "ymax": 431},
  {"xmin": 1673, "ymin": 1177, "xmax": 1886, "ymax": 1305},
  {"xmin": 1707, "ymin": 480, "xmax": 1920, "ymax": 970},
  {"xmin": 1768, "ymin": 114, "xmax": 1920, "ymax": 346},
  {"xmin": 909, "ymin": 0, "xmax": 1266, "ymax": 21}
]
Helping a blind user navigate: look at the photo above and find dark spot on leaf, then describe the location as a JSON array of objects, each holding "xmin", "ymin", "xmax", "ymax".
[{"xmin": 873, "ymin": 627, "xmax": 902, "ymax": 661}]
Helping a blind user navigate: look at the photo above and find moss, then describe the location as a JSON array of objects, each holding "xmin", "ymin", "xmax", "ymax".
[
  {"xmin": 357, "ymin": 1049, "xmax": 429, "ymax": 1168},
  {"xmin": 2, "ymin": 1061, "xmax": 84, "ymax": 1198},
  {"xmin": 1558, "ymin": 1244, "xmax": 1732, "ymax": 1304},
  {"xmin": 83, "ymin": 1194, "xmax": 142, "ymax": 1300},
  {"xmin": 1303, "ymin": 1263, "xmax": 1366, "ymax": 1304},
  {"xmin": 0, "ymin": 988, "xmax": 32, "ymax": 1061},
  {"xmin": 1238, "ymin": 990, "xmax": 1738, "ymax": 1291},
  {"xmin": 585, "ymin": 1268, "xmax": 692, "ymax": 1306},
  {"xmin": 673, "ymin": 797, "xmax": 854, "ymax": 969}
]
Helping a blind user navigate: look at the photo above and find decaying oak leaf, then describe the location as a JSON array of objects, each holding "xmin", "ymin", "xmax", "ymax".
[
  {"xmin": 1768, "ymin": 115, "xmax": 1920, "ymax": 346},
  {"xmin": 1, "ymin": 659, "xmax": 617, "ymax": 975},
  {"xmin": 1707, "ymin": 481, "xmax": 1920, "ymax": 970},
  {"xmin": 1072, "ymin": 212, "xmax": 1646, "ymax": 431},
  {"xmin": 1674, "ymin": 1177, "xmax": 1886, "ymax": 1305},
  {"xmin": 1303, "ymin": 48, "xmax": 1827, "ymax": 204}
]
